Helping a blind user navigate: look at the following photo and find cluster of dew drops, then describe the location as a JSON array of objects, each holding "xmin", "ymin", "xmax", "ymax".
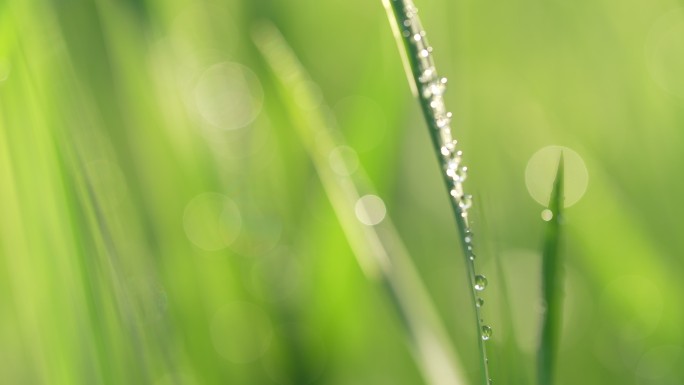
[{"xmin": 399, "ymin": 0, "xmax": 493, "ymax": 345}]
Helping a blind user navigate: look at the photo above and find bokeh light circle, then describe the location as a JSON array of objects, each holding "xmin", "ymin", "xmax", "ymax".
[
  {"xmin": 183, "ymin": 193, "xmax": 242, "ymax": 251},
  {"xmin": 354, "ymin": 195, "xmax": 387, "ymax": 226},
  {"xmin": 194, "ymin": 62, "xmax": 263, "ymax": 130},
  {"xmin": 328, "ymin": 146, "xmax": 359, "ymax": 176},
  {"xmin": 525, "ymin": 146, "xmax": 588, "ymax": 207}
]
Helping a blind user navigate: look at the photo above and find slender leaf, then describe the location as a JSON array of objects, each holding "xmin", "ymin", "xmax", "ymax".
[{"xmin": 538, "ymin": 153, "xmax": 565, "ymax": 385}]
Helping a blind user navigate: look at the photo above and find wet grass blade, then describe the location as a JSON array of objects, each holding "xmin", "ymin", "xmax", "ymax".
[
  {"xmin": 538, "ymin": 153, "xmax": 565, "ymax": 385},
  {"xmin": 381, "ymin": 1, "xmax": 491, "ymax": 384}
]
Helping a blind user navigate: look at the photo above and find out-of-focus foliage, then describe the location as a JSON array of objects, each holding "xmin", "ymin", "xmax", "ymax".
[{"xmin": 1, "ymin": 0, "xmax": 683, "ymax": 384}]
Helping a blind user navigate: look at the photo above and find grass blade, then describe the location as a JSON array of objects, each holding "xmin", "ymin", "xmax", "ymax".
[
  {"xmin": 538, "ymin": 153, "xmax": 565, "ymax": 385},
  {"xmin": 381, "ymin": 1, "xmax": 492, "ymax": 384},
  {"xmin": 253, "ymin": 21, "xmax": 467, "ymax": 385}
]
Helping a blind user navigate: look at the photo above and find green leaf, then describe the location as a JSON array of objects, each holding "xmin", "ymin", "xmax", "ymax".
[{"xmin": 538, "ymin": 152, "xmax": 565, "ymax": 385}]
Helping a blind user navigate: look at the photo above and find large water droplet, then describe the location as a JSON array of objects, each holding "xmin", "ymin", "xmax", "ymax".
[
  {"xmin": 474, "ymin": 275, "xmax": 488, "ymax": 291},
  {"xmin": 481, "ymin": 325, "xmax": 492, "ymax": 340}
]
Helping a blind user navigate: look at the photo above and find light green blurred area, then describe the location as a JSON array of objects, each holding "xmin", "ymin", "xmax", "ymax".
[{"xmin": 1, "ymin": 0, "xmax": 683, "ymax": 384}]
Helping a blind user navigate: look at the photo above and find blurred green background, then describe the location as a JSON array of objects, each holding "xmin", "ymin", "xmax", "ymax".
[{"xmin": 1, "ymin": 0, "xmax": 684, "ymax": 384}]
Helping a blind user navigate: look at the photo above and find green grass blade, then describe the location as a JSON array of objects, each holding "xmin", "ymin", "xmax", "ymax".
[
  {"xmin": 253, "ymin": 21, "xmax": 468, "ymax": 385},
  {"xmin": 538, "ymin": 153, "xmax": 565, "ymax": 385},
  {"xmin": 381, "ymin": 1, "xmax": 491, "ymax": 384}
]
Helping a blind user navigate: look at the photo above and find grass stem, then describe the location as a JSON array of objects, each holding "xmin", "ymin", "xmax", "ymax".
[
  {"xmin": 538, "ymin": 153, "xmax": 565, "ymax": 385},
  {"xmin": 381, "ymin": 1, "xmax": 492, "ymax": 384}
]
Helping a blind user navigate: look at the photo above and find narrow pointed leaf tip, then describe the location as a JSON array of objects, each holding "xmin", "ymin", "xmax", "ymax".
[{"xmin": 538, "ymin": 153, "xmax": 565, "ymax": 385}]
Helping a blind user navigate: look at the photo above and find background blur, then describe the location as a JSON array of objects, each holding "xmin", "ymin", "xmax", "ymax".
[{"xmin": 1, "ymin": 0, "xmax": 684, "ymax": 384}]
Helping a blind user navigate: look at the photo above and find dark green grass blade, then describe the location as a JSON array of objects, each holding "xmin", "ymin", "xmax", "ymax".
[{"xmin": 538, "ymin": 153, "xmax": 565, "ymax": 385}]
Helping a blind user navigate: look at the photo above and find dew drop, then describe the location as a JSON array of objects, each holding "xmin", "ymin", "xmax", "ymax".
[
  {"xmin": 476, "ymin": 298, "xmax": 484, "ymax": 308},
  {"xmin": 405, "ymin": 4, "xmax": 418, "ymax": 15},
  {"xmin": 448, "ymin": 165, "xmax": 467, "ymax": 182},
  {"xmin": 423, "ymin": 79, "xmax": 447, "ymax": 98},
  {"xmin": 430, "ymin": 99, "xmax": 446, "ymax": 116},
  {"xmin": 419, "ymin": 67, "xmax": 436, "ymax": 83},
  {"xmin": 541, "ymin": 209, "xmax": 553, "ymax": 221},
  {"xmin": 413, "ymin": 33, "xmax": 422, "ymax": 41},
  {"xmin": 440, "ymin": 142, "xmax": 455, "ymax": 156},
  {"xmin": 446, "ymin": 158, "xmax": 460, "ymax": 175},
  {"xmin": 419, "ymin": 49, "xmax": 430, "ymax": 58},
  {"xmin": 450, "ymin": 184, "xmax": 464, "ymax": 199},
  {"xmin": 481, "ymin": 325, "xmax": 492, "ymax": 341},
  {"xmin": 459, "ymin": 194, "xmax": 473, "ymax": 210},
  {"xmin": 436, "ymin": 114, "xmax": 451, "ymax": 128},
  {"xmin": 439, "ymin": 128, "xmax": 453, "ymax": 145},
  {"xmin": 474, "ymin": 275, "xmax": 488, "ymax": 291},
  {"xmin": 403, "ymin": 30, "xmax": 411, "ymax": 37}
]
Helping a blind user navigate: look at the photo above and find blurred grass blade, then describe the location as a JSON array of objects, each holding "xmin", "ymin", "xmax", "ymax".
[
  {"xmin": 253, "ymin": 21, "xmax": 467, "ymax": 385},
  {"xmin": 538, "ymin": 153, "xmax": 565, "ymax": 385}
]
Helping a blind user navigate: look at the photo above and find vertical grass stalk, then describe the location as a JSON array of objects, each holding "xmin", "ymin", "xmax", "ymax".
[
  {"xmin": 538, "ymin": 154, "xmax": 565, "ymax": 385},
  {"xmin": 382, "ymin": 1, "xmax": 492, "ymax": 384}
]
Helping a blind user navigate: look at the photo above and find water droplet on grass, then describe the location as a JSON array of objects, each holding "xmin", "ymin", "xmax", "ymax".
[
  {"xmin": 419, "ymin": 67, "xmax": 436, "ymax": 83},
  {"xmin": 481, "ymin": 325, "xmax": 492, "ymax": 340},
  {"xmin": 459, "ymin": 194, "xmax": 473, "ymax": 210},
  {"xmin": 475, "ymin": 275, "xmax": 488, "ymax": 291}
]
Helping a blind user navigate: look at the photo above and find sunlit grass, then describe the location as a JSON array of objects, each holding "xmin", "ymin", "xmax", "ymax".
[{"xmin": 1, "ymin": 0, "xmax": 684, "ymax": 384}]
